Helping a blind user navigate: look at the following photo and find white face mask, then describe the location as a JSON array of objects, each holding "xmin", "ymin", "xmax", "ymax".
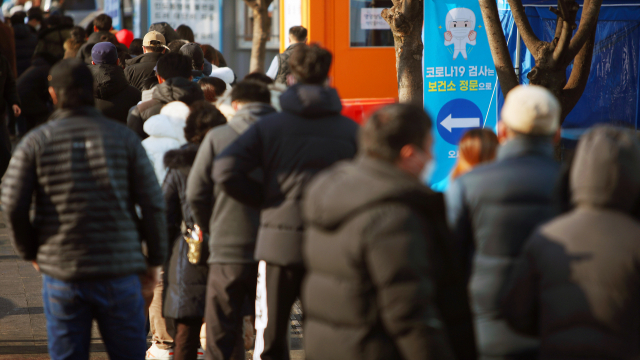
[
  {"xmin": 420, "ymin": 159, "xmax": 436, "ymax": 185},
  {"xmin": 451, "ymin": 28, "xmax": 471, "ymax": 37}
]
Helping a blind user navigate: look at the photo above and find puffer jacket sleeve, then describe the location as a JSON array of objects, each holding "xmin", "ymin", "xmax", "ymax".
[
  {"xmin": 2, "ymin": 55, "xmax": 20, "ymax": 107},
  {"xmin": 213, "ymin": 123, "xmax": 264, "ymax": 207},
  {"xmin": 1, "ymin": 134, "xmax": 39, "ymax": 260},
  {"xmin": 500, "ymin": 233, "xmax": 541, "ymax": 337},
  {"xmin": 446, "ymin": 177, "xmax": 474, "ymax": 279},
  {"xmin": 127, "ymin": 132, "xmax": 168, "ymax": 266},
  {"xmin": 127, "ymin": 104, "xmax": 146, "ymax": 139},
  {"xmin": 163, "ymin": 169, "xmax": 182, "ymax": 248},
  {"xmin": 364, "ymin": 205, "xmax": 455, "ymax": 360},
  {"xmin": 186, "ymin": 130, "xmax": 216, "ymax": 234}
]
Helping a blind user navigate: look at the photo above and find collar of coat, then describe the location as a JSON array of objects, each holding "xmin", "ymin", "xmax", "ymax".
[
  {"xmin": 497, "ymin": 135, "xmax": 554, "ymax": 161},
  {"xmin": 49, "ymin": 106, "xmax": 103, "ymax": 121}
]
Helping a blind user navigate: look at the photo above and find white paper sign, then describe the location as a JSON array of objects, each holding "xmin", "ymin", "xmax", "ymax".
[
  {"xmin": 149, "ymin": 0, "xmax": 221, "ymax": 48},
  {"xmin": 361, "ymin": 8, "xmax": 390, "ymax": 30}
]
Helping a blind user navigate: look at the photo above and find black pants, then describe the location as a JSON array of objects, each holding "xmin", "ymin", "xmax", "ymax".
[
  {"xmin": 205, "ymin": 263, "xmax": 258, "ymax": 360},
  {"xmin": 167, "ymin": 317, "xmax": 202, "ymax": 360},
  {"xmin": 254, "ymin": 261, "xmax": 304, "ymax": 360}
]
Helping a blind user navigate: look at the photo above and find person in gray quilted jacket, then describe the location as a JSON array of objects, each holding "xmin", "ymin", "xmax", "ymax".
[{"xmin": 1, "ymin": 59, "xmax": 167, "ymax": 360}]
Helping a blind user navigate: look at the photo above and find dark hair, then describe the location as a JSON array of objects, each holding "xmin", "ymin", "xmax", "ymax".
[
  {"xmin": 47, "ymin": 14, "xmax": 63, "ymax": 27},
  {"xmin": 10, "ymin": 11, "xmax": 27, "ymax": 26},
  {"xmin": 184, "ymin": 101, "xmax": 226, "ymax": 144},
  {"xmin": 129, "ymin": 38, "xmax": 144, "ymax": 55},
  {"xmin": 27, "ymin": 7, "xmax": 43, "ymax": 23},
  {"xmin": 289, "ymin": 43, "xmax": 332, "ymax": 85},
  {"xmin": 156, "ymin": 52, "xmax": 192, "ymax": 80},
  {"xmin": 70, "ymin": 26, "xmax": 87, "ymax": 43},
  {"xmin": 451, "ymin": 129, "xmax": 499, "ymax": 179},
  {"xmin": 62, "ymin": 16, "xmax": 74, "ymax": 26},
  {"xmin": 54, "ymin": 86, "xmax": 95, "ymax": 109},
  {"xmin": 93, "ymin": 14, "xmax": 112, "ymax": 32},
  {"xmin": 176, "ymin": 25, "xmax": 195, "ymax": 42},
  {"xmin": 198, "ymin": 77, "xmax": 227, "ymax": 102},
  {"xmin": 231, "ymin": 81, "xmax": 270, "ymax": 104},
  {"xmin": 243, "ymin": 72, "xmax": 274, "ymax": 85},
  {"xmin": 360, "ymin": 104, "xmax": 432, "ymax": 162},
  {"xmin": 99, "ymin": 33, "xmax": 118, "ymax": 46},
  {"xmin": 168, "ymin": 39, "xmax": 189, "ymax": 54},
  {"xmin": 144, "ymin": 45, "xmax": 165, "ymax": 53},
  {"xmin": 289, "ymin": 26, "xmax": 308, "ymax": 42},
  {"xmin": 200, "ymin": 44, "xmax": 218, "ymax": 66}
]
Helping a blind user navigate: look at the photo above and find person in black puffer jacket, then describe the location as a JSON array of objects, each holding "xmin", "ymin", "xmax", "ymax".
[
  {"xmin": 34, "ymin": 15, "xmax": 73, "ymax": 60},
  {"xmin": 89, "ymin": 42, "xmax": 141, "ymax": 123},
  {"xmin": 125, "ymin": 30, "xmax": 167, "ymax": 91},
  {"xmin": 16, "ymin": 52, "xmax": 56, "ymax": 133},
  {"xmin": 2, "ymin": 59, "xmax": 167, "ymax": 360},
  {"xmin": 213, "ymin": 44, "xmax": 359, "ymax": 360},
  {"xmin": 11, "ymin": 13, "xmax": 38, "ymax": 77},
  {"xmin": 128, "ymin": 53, "xmax": 204, "ymax": 139},
  {"xmin": 163, "ymin": 101, "xmax": 227, "ymax": 360}
]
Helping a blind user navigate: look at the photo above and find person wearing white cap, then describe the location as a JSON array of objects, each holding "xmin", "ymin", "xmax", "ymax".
[{"xmin": 446, "ymin": 85, "xmax": 562, "ymax": 360}]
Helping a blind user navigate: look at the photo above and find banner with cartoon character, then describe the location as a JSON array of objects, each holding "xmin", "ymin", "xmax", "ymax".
[{"xmin": 424, "ymin": 1, "xmax": 499, "ymax": 191}]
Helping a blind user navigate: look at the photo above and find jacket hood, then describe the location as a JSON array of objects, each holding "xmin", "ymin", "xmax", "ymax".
[
  {"xmin": 13, "ymin": 23, "xmax": 32, "ymax": 39},
  {"xmin": 149, "ymin": 23, "xmax": 180, "ymax": 43},
  {"xmin": 153, "ymin": 77, "xmax": 204, "ymax": 104},
  {"xmin": 143, "ymin": 113, "xmax": 186, "ymax": 142},
  {"xmin": 126, "ymin": 51, "xmax": 163, "ymax": 66},
  {"xmin": 280, "ymin": 84, "xmax": 343, "ymax": 118},
  {"xmin": 163, "ymin": 143, "xmax": 199, "ymax": 170},
  {"xmin": 304, "ymin": 156, "xmax": 434, "ymax": 229},
  {"xmin": 89, "ymin": 64, "xmax": 129, "ymax": 99},
  {"xmin": 38, "ymin": 24, "xmax": 74, "ymax": 40},
  {"xmin": 87, "ymin": 31, "xmax": 111, "ymax": 44},
  {"xmin": 571, "ymin": 126, "xmax": 640, "ymax": 212},
  {"xmin": 228, "ymin": 103, "xmax": 276, "ymax": 134}
]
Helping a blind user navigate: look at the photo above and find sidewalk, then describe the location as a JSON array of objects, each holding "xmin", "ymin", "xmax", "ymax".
[{"xmin": 0, "ymin": 215, "xmax": 304, "ymax": 359}]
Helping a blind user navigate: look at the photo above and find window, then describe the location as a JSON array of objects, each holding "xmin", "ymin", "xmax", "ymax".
[
  {"xmin": 236, "ymin": 1, "xmax": 280, "ymax": 50},
  {"xmin": 350, "ymin": 0, "xmax": 394, "ymax": 47}
]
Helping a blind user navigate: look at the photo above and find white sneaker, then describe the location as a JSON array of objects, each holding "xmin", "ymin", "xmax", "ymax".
[
  {"xmin": 197, "ymin": 347, "xmax": 205, "ymax": 359},
  {"xmin": 146, "ymin": 343, "xmax": 174, "ymax": 359}
]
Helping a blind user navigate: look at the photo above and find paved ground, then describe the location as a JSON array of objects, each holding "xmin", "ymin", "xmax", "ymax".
[{"xmin": 0, "ymin": 216, "xmax": 304, "ymax": 359}]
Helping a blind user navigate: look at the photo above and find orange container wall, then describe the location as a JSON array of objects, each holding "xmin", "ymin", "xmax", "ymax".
[{"xmin": 282, "ymin": 0, "xmax": 398, "ymax": 100}]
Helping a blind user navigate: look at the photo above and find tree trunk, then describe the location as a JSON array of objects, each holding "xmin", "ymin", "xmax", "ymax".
[
  {"xmin": 381, "ymin": 0, "xmax": 424, "ymax": 104},
  {"xmin": 245, "ymin": 0, "xmax": 273, "ymax": 73},
  {"xmin": 478, "ymin": 0, "xmax": 602, "ymax": 124}
]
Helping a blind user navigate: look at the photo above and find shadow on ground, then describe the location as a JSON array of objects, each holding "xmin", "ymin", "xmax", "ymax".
[{"xmin": 0, "ymin": 340, "xmax": 105, "ymax": 354}]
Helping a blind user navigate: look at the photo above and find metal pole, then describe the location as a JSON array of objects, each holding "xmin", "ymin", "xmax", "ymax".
[{"xmin": 515, "ymin": 27, "xmax": 522, "ymax": 83}]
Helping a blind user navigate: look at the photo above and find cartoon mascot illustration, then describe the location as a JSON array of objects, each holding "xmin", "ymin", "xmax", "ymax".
[{"xmin": 444, "ymin": 8, "xmax": 477, "ymax": 60}]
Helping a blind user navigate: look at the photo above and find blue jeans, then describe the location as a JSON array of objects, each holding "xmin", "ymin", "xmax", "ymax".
[{"xmin": 42, "ymin": 274, "xmax": 147, "ymax": 360}]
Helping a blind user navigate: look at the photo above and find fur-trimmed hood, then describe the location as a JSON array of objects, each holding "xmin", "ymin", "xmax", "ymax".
[{"xmin": 164, "ymin": 143, "xmax": 200, "ymax": 171}]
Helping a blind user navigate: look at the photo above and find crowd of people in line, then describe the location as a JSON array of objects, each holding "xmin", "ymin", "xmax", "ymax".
[{"xmin": 0, "ymin": 8, "xmax": 639, "ymax": 360}]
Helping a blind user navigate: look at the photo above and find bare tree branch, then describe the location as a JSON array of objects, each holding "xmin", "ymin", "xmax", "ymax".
[
  {"xmin": 567, "ymin": 0, "xmax": 602, "ymax": 58},
  {"xmin": 552, "ymin": 20, "xmax": 573, "ymax": 63},
  {"xmin": 507, "ymin": 0, "xmax": 544, "ymax": 56},
  {"xmin": 561, "ymin": 26, "xmax": 597, "ymax": 120},
  {"xmin": 479, "ymin": 0, "xmax": 519, "ymax": 97}
]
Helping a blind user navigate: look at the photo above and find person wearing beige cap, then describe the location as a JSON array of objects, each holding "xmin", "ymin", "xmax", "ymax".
[
  {"xmin": 125, "ymin": 30, "xmax": 168, "ymax": 91},
  {"xmin": 446, "ymin": 85, "xmax": 562, "ymax": 360}
]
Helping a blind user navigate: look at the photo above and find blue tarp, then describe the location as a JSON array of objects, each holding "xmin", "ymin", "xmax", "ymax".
[{"xmin": 498, "ymin": 2, "xmax": 640, "ymax": 134}]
